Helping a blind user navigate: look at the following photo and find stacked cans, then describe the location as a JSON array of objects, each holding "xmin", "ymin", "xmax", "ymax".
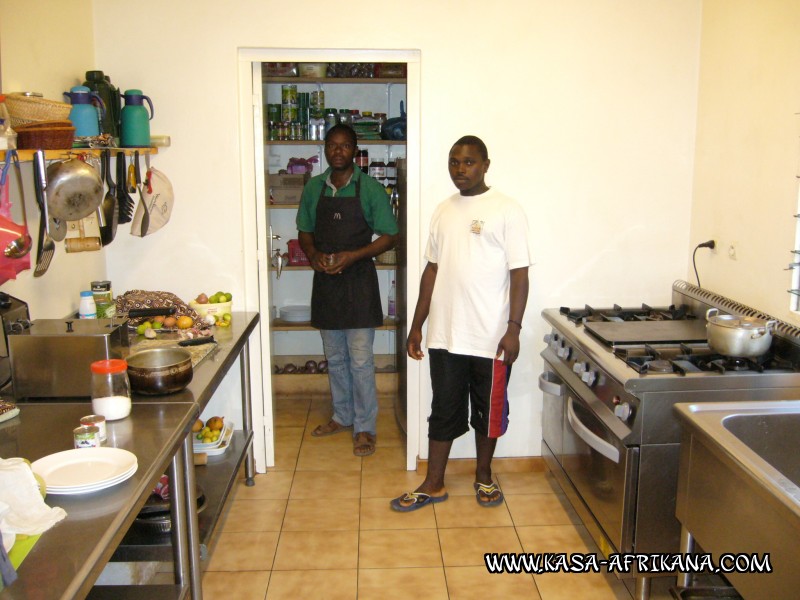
[{"xmin": 268, "ymin": 86, "xmax": 328, "ymax": 141}]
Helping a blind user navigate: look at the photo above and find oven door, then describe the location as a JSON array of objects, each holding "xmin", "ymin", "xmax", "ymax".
[
  {"xmin": 562, "ymin": 387, "xmax": 639, "ymax": 554},
  {"xmin": 539, "ymin": 368, "xmax": 565, "ymax": 461}
]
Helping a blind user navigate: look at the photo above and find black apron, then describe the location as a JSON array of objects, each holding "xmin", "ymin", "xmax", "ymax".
[{"xmin": 311, "ymin": 177, "xmax": 383, "ymax": 330}]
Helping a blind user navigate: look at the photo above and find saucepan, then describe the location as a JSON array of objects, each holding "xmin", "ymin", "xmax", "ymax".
[
  {"xmin": 127, "ymin": 347, "xmax": 193, "ymax": 395},
  {"xmin": 706, "ymin": 308, "xmax": 777, "ymax": 358},
  {"xmin": 45, "ymin": 156, "xmax": 104, "ymax": 222}
]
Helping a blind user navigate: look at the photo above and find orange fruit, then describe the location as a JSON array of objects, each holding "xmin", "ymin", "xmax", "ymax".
[{"xmin": 177, "ymin": 315, "xmax": 193, "ymax": 329}]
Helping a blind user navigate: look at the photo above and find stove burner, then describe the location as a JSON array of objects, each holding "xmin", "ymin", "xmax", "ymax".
[
  {"xmin": 644, "ymin": 359, "xmax": 674, "ymax": 373},
  {"xmin": 559, "ymin": 303, "xmax": 694, "ymax": 325},
  {"xmin": 710, "ymin": 357, "xmax": 764, "ymax": 373}
]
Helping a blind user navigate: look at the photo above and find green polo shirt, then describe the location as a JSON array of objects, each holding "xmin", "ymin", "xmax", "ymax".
[{"xmin": 296, "ymin": 167, "xmax": 399, "ymax": 235}]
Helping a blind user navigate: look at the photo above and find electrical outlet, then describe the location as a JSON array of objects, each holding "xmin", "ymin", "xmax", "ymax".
[{"xmin": 728, "ymin": 243, "xmax": 738, "ymax": 260}]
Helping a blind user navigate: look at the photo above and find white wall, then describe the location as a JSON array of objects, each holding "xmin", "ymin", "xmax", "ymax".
[
  {"xmin": 0, "ymin": 0, "xmax": 106, "ymax": 319},
  {"xmin": 3, "ymin": 0, "xmax": 704, "ymax": 460},
  {"xmin": 690, "ymin": 0, "xmax": 800, "ymax": 324}
]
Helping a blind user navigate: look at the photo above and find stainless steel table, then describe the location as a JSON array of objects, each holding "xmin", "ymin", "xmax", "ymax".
[
  {"xmin": 0, "ymin": 401, "xmax": 197, "ymax": 600},
  {"xmin": 2, "ymin": 311, "xmax": 261, "ymax": 600}
]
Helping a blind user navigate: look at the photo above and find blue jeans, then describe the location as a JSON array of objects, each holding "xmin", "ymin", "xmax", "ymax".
[{"xmin": 319, "ymin": 328, "xmax": 377, "ymax": 436}]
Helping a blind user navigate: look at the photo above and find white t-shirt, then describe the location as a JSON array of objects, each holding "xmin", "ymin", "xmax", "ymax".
[{"xmin": 425, "ymin": 188, "xmax": 533, "ymax": 359}]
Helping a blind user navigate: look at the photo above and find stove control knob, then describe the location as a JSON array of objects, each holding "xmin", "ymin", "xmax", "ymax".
[
  {"xmin": 614, "ymin": 402, "xmax": 632, "ymax": 421},
  {"xmin": 581, "ymin": 369, "xmax": 597, "ymax": 386},
  {"xmin": 573, "ymin": 362, "xmax": 587, "ymax": 374},
  {"xmin": 557, "ymin": 344, "xmax": 571, "ymax": 359},
  {"xmin": 544, "ymin": 333, "xmax": 553, "ymax": 344}
]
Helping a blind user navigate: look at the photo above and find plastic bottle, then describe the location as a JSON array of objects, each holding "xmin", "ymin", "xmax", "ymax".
[
  {"xmin": 79, "ymin": 291, "xmax": 97, "ymax": 319},
  {"xmin": 388, "ymin": 280, "xmax": 397, "ymax": 318}
]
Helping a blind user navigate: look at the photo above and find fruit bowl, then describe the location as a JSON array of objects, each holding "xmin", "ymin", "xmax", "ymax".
[{"xmin": 189, "ymin": 300, "xmax": 232, "ymax": 321}]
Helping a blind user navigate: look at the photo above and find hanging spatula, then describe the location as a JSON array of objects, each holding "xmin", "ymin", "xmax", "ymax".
[
  {"xmin": 99, "ymin": 150, "xmax": 118, "ymax": 245},
  {"xmin": 117, "ymin": 153, "xmax": 134, "ymax": 224}
]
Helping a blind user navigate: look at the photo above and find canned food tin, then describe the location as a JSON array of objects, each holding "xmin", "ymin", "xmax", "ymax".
[
  {"xmin": 311, "ymin": 90, "xmax": 325, "ymax": 111},
  {"xmin": 267, "ymin": 103, "xmax": 281, "ymax": 122},
  {"xmin": 281, "ymin": 104, "xmax": 298, "ymax": 122},
  {"xmin": 91, "ymin": 280, "xmax": 113, "ymax": 305},
  {"xmin": 281, "ymin": 84, "xmax": 297, "ymax": 105},
  {"xmin": 74, "ymin": 425, "xmax": 101, "ymax": 448},
  {"xmin": 291, "ymin": 122, "xmax": 304, "ymax": 141},
  {"xmin": 279, "ymin": 121, "xmax": 290, "ymax": 140},
  {"xmin": 80, "ymin": 414, "xmax": 107, "ymax": 441},
  {"xmin": 267, "ymin": 121, "xmax": 278, "ymax": 141}
]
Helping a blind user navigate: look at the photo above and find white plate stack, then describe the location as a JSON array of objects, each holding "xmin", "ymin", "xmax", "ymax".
[{"xmin": 32, "ymin": 447, "xmax": 138, "ymax": 495}]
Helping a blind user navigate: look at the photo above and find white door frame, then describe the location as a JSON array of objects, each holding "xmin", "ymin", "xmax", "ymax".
[{"xmin": 237, "ymin": 48, "xmax": 422, "ymax": 470}]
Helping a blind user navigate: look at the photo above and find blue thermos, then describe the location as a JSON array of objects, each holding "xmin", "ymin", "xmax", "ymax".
[
  {"xmin": 120, "ymin": 89, "xmax": 154, "ymax": 147},
  {"xmin": 64, "ymin": 85, "xmax": 105, "ymax": 137}
]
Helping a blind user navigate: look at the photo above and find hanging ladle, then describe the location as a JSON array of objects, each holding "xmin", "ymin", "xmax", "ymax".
[{"xmin": 1, "ymin": 151, "xmax": 33, "ymax": 259}]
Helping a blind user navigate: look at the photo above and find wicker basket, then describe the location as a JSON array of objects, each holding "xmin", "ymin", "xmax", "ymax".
[
  {"xmin": 15, "ymin": 120, "xmax": 75, "ymax": 149},
  {"xmin": 4, "ymin": 94, "xmax": 72, "ymax": 128}
]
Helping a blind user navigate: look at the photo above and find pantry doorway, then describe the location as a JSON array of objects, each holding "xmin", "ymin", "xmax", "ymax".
[{"xmin": 237, "ymin": 48, "xmax": 421, "ymax": 470}]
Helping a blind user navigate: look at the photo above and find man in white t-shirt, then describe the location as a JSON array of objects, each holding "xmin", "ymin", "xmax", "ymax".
[{"xmin": 391, "ymin": 135, "xmax": 533, "ymax": 512}]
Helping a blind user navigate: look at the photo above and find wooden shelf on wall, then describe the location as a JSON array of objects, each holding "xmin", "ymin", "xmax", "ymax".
[{"xmin": 1, "ymin": 147, "xmax": 158, "ymax": 162}]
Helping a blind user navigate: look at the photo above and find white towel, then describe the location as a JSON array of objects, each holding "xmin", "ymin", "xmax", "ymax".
[{"xmin": 0, "ymin": 458, "xmax": 66, "ymax": 536}]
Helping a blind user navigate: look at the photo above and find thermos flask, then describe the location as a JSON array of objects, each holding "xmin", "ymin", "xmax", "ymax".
[
  {"xmin": 83, "ymin": 71, "xmax": 121, "ymax": 138},
  {"xmin": 120, "ymin": 89, "xmax": 154, "ymax": 147},
  {"xmin": 64, "ymin": 86, "xmax": 105, "ymax": 137}
]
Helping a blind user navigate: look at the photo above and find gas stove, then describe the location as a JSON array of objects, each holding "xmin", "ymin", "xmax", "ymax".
[{"xmin": 539, "ymin": 280, "xmax": 800, "ymax": 597}]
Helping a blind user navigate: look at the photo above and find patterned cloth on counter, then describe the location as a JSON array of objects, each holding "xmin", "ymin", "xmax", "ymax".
[{"xmin": 115, "ymin": 290, "xmax": 204, "ymax": 328}]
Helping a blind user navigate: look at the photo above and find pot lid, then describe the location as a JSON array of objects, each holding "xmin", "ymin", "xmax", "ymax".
[{"xmin": 707, "ymin": 313, "xmax": 768, "ymax": 330}]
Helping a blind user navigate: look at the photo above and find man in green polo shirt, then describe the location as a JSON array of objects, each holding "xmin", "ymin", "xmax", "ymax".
[{"xmin": 296, "ymin": 124, "xmax": 398, "ymax": 457}]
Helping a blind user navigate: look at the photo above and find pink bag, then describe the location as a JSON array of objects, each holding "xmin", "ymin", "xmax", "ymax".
[{"xmin": 0, "ymin": 152, "xmax": 31, "ymax": 285}]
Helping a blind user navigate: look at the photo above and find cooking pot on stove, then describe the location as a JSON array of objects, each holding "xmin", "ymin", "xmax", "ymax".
[{"xmin": 706, "ymin": 308, "xmax": 777, "ymax": 358}]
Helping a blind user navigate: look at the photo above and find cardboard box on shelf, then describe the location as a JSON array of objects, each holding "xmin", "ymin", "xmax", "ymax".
[{"xmin": 269, "ymin": 173, "xmax": 309, "ymax": 204}]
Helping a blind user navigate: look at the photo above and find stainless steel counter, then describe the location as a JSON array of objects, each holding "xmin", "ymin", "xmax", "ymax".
[{"xmin": 1, "ymin": 311, "xmax": 261, "ymax": 600}]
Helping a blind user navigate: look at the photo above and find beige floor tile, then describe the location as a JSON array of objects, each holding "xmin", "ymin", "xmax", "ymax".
[
  {"xmin": 433, "ymin": 494, "xmax": 514, "ymax": 528},
  {"xmin": 516, "ymin": 524, "xmax": 596, "ymax": 554},
  {"xmin": 441, "ymin": 473, "xmax": 483, "ymax": 496},
  {"xmin": 274, "ymin": 397, "xmax": 311, "ymax": 427},
  {"xmin": 219, "ymin": 498, "xmax": 287, "ymax": 532},
  {"xmin": 375, "ymin": 413, "xmax": 405, "ymax": 447},
  {"xmin": 533, "ymin": 571, "xmax": 631, "ymax": 599},
  {"xmin": 301, "ymin": 421, "xmax": 356, "ymax": 444},
  {"xmin": 296, "ymin": 439, "xmax": 363, "ymax": 471},
  {"xmin": 361, "ymin": 444, "xmax": 407, "ymax": 471},
  {"xmin": 272, "ymin": 426, "xmax": 303, "ymax": 471},
  {"xmin": 282, "ymin": 497, "xmax": 360, "ymax": 531},
  {"xmin": 438, "ymin": 526, "xmax": 522, "ymax": 567},
  {"xmin": 273, "ymin": 530, "xmax": 358, "ymax": 570},
  {"xmin": 358, "ymin": 529, "xmax": 442, "ymax": 568},
  {"xmin": 272, "ymin": 447, "xmax": 299, "ymax": 471},
  {"xmin": 202, "ymin": 571, "xmax": 270, "ymax": 600},
  {"xmin": 445, "ymin": 565, "xmax": 541, "ymax": 599},
  {"xmin": 505, "ymin": 493, "xmax": 581, "ymax": 527},
  {"xmin": 266, "ymin": 569, "xmax": 357, "ymax": 600},
  {"xmin": 358, "ymin": 567, "xmax": 448, "ymax": 600},
  {"xmin": 206, "ymin": 531, "xmax": 279, "ymax": 571},
  {"xmin": 361, "ymin": 470, "xmax": 424, "ymax": 499},
  {"xmin": 360, "ymin": 497, "xmax": 437, "ymax": 530},
  {"xmin": 290, "ymin": 470, "xmax": 362, "ymax": 499},
  {"xmin": 229, "ymin": 471, "xmax": 293, "ymax": 500},
  {"xmin": 497, "ymin": 470, "xmax": 561, "ymax": 495}
]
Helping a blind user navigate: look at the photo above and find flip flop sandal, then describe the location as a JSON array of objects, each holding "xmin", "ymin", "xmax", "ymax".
[
  {"xmin": 390, "ymin": 491, "xmax": 449, "ymax": 512},
  {"xmin": 474, "ymin": 482, "xmax": 504, "ymax": 507},
  {"xmin": 353, "ymin": 432, "xmax": 376, "ymax": 457},
  {"xmin": 311, "ymin": 419, "xmax": 353, "ymax": 437}
]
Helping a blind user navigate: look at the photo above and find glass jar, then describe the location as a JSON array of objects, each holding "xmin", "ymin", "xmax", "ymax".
[
  {"xmin": 356, "ymin": 149, "xmax": 369, "ymax": 173},
  {"xmin": 91, "ymin": 359, "xmax": 132, "ymax": 421},
  {"xmin": 337, "ymin": 108, "xmax": 353, "ymax": 127}
]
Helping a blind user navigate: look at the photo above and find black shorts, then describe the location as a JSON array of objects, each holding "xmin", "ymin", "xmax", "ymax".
[{"xmin": 428, "ymin": 349, "xmax": 511, "ymax": 441}]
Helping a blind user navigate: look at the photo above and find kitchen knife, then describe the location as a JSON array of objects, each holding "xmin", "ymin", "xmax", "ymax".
[{"xmin": 178, "ymin": 336, "xmax": 216, "ymax": 347}]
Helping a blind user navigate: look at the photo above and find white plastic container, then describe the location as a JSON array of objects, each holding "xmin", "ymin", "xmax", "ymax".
[{"xmin": 79, "ymin": 291, "xmax": 97, "ymax": 319}]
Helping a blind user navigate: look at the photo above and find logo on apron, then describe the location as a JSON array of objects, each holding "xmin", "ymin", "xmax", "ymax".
[{"xmin": 471, "ymin": 219, "xmax": 484, "ymax": 235}]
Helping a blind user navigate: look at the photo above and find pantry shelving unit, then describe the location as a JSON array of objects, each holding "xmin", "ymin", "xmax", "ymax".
[{"xmin": 262, "ymin": 65, "xmax": 406, "ymax": 393}]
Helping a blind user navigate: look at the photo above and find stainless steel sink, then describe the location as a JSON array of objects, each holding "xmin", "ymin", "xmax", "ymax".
[{"xmin": 674, "ymin": 401, "xmax": 800, "ymax": 600}]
